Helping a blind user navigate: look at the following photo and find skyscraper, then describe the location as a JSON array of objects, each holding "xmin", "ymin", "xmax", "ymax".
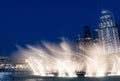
[
  {"xmin": 99, "ymin": 10, "xmax": 119, "ymax": 54},
  {"xmin": 76, "ymin": 35, "xmax": 84, "ymax": 55},
  {"xmin": 93, "ymin": 29, "xmax": 99, "ymax": 43},
  {"xmin": 84, "ymin": 26, "xmax": 92, "ymax": 46}
]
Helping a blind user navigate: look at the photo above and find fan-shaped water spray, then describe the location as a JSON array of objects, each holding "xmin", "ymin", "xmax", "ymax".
[{"xmin": 16, "ymin": 39, "xmax": 120, "ymax": 77}]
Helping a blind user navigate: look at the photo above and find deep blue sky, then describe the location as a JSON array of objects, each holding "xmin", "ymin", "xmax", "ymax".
[{"xmin": 0, "ymin": 0, "xmax": 120, "ymax": 56}]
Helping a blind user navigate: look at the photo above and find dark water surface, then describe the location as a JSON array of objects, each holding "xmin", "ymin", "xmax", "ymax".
[{"xmin": 1, "ymin": 72, "xmax": 120, "ymax": 81}]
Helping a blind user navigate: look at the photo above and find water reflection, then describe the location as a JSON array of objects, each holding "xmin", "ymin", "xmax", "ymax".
[{"xmin": 0, "ymin": 72, "xmax": 120, "ymax": 81}]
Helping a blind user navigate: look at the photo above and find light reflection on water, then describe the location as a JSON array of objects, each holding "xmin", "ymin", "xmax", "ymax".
[{"xmin": 1, "ymin": 72, "xmax": 120, "ymax": 81}]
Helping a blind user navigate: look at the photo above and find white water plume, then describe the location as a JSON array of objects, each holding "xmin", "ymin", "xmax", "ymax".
[{"xmin": 16, "ymin": 38, "xmax": 120, "ymax": 77}]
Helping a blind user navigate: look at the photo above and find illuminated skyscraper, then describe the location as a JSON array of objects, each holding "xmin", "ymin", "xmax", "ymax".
[{"xmin": 99, "ymin": 10, "xmax": 119, "ymax": 54}]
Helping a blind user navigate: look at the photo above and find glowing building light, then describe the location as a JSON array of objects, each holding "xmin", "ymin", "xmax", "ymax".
[{"xmin": 99, "ymin": 10, "xmax": 119, "ymax": 54}]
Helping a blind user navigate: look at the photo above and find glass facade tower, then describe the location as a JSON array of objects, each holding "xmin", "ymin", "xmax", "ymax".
[{"xmin": 99, "ymin": 10, "xmax": 119, "ymax": 54}]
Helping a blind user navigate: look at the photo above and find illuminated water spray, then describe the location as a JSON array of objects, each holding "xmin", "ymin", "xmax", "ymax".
[{"xmin": 16, "ymin": 38, "xmax": 120, "ymax": 77}]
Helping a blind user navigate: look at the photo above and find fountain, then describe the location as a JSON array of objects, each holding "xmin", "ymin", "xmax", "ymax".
[{"xmin": 16, "ymin": 38, "xmax": 120, "ymax": 77}]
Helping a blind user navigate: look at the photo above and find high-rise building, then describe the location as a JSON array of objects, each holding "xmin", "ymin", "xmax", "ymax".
[
  {"xmin": 99, "ymin": 10, "xmax": 119, "ymax": 54},
  {"xmin": 116, "ymin": 23, "xmax": 120, "ymax": 40},
  {"xmin": 93, "ymin": 29, "xmax": 99, "ymax": 43},
  {"xmin": 84, "ymin": 26, "xmax": 92, "ymax": 46},
  {"xmin": 76, "ymin": 35, "xmax": 84, "ymax": 55}
]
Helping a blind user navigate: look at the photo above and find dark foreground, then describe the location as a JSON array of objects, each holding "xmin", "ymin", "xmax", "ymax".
[{"xmin": 1, "ymin": 72, "xmax": 120, "ymax": 81}]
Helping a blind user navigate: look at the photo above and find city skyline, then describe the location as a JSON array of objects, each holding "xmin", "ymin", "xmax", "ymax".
[
  {"xmin": 0, "ymin": 0, "xmax": 120, "ymax": 56},
  {"xmin": 76, "ymin": 9, "xmax": 120, "ymax": 55}
]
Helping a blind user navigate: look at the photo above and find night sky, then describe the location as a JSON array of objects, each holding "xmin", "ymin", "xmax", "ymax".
[{"xmin": 0, "ymin": 0, "xmax": 120, "ymax": 56}]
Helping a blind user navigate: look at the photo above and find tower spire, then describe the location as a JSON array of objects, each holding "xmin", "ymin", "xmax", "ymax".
[{"xmin": 101, "ymin": 0, "xmax": 104, "ymax": 13}]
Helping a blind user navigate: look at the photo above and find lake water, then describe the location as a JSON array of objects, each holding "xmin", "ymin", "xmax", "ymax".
[{"xmin": 1, "ymin": 72, "xmax": 120, "ymax": 81}]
